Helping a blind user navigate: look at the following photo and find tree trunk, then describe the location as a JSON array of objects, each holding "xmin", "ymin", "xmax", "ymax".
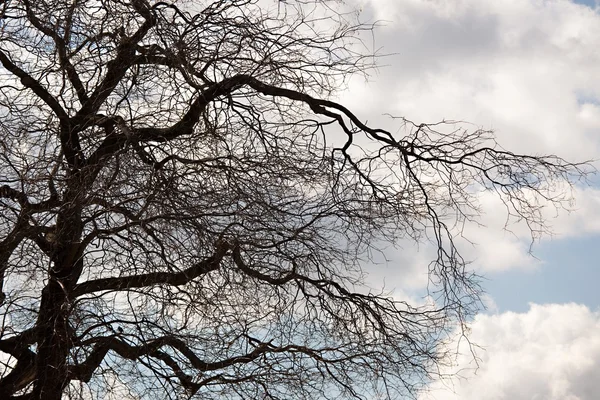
[
  {"xmin": 32, "ymin": 193, "xmax": 84, "ymax": 400},
  {"xmin": 32, "ymin": 279, "xmax": 71, "ymax": 400}
]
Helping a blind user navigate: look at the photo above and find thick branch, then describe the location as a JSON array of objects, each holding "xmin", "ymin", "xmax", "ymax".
[
  {"xmin": 84, "ymin": 75, "xmax": 247, "ymax": 168},
  {"xmin": 72, "ymin": 240, "xmax": 230, "ymax": 297},
  {"xmin": 0, "ymin": 186, "xmax": 59, "ymax": 213},
  {"xmin": 71, "ymin": 335, "xmax": 270, "ymax": 386},
  {"xmin": 0, "ymin": 47, "xmax": 80, "ymax": 167},
  {"xmin": 72, "ymin": 0, "xmax": 156, "ymax": 124},
  {"xmin": 0, "ymin": 348, "xmax": 36, "ymax": 397},
  {"xmin": 83, "ymin": 72, "xmax": 364, "ymax": 171},
  {"xmin": 0, "ymin": 50, "xmax": 68, "ymax": 122},
  {"xmin": 0, "ymin": 329, "xmax": 38, "ymax": 397}
]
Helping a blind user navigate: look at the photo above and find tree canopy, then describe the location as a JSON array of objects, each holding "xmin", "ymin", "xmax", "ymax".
[{"xmin": 0, "ymin": 0, "xmax": 589, "ymax": 399}]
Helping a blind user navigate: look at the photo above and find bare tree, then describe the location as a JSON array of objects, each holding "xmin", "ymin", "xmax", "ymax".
[{"xmin": 0, "ymin": 0, "xmax": 589, "ymax": 399}]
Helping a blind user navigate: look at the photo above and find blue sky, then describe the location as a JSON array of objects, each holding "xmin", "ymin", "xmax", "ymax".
[
  {"xmin": 488, "ymin": 163, "xmax": 600, "ymax": 313},
  {"xmin": 575, "ymin": 0, "xmax": 597, "ymax": 7},
  {"xmin": 345, "ymin": 0, "xmax": 600, "ymax": 398},
  {"xmin": 486, "ymin": 233, "xmax": 600, "ymax": 312}
]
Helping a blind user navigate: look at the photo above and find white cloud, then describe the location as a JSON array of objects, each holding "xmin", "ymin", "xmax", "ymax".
[
  {"xmin": 344, "ymin": 0, "xmax": 600, "ymax": 158},
  {"xmin": 374, "ymin": 0, "xmax": 600, "ymax": 160},
  {"xmin": 363, "ymin": 240, "xmax": 433, "ymax": 292},
  {"xmin": 548, "ymin": 186, "xmax": 600, "ymax": 236},
  {"xmin": 421, "ymin": 303, "xmax": 600, "ymax": 400}
]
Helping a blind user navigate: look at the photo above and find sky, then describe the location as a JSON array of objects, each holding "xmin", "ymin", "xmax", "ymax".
[{"xmin": 339, "ymin": 0, "xmax": 600, "ymax": 398}]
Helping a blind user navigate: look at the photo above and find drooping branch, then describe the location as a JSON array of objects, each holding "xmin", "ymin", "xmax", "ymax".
[
  {"xmin": 70, "ymin": 332, "xmax": 372, "ymax": 396},
  {"xmin": 233, "ymin": 245, "xmax": 426, "ymax": 338}
]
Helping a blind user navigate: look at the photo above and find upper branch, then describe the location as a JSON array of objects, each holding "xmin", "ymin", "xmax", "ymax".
[
  {"xmin": 72, "ymin": 0, "xmax": 157, "ymax": 126},
  {"xmin": 0, "ymin": 42, "xmax": 80, "ymax": 166},
  {"xmin": 21, "ymin": 0, "xmax": 89, "ymax": 104}
]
